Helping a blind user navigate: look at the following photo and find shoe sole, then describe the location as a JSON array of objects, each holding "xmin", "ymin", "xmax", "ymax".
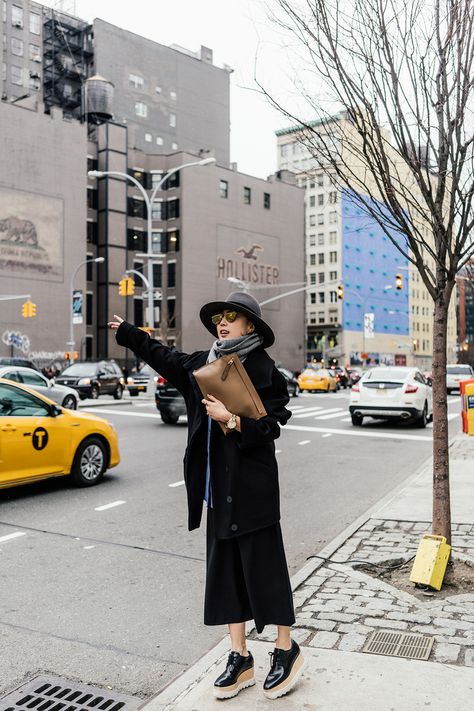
[
  {"xmin": 213, "ymin": 668, "xmax": 256, "ymax": 699},
  {"xmin": 263, "ymin": 652, "xmax": 305, "ymax": 700}
]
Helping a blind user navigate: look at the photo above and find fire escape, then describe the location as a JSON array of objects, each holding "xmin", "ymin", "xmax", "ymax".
[{"xmin": 43, "ymin": 12, "xmax": 93, "ymax": 118}]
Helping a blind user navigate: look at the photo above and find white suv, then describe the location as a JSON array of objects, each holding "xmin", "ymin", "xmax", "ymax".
[
  {"xmin": 349, "ymin": 366, "xmax": 433, "ymax": 428},
  {"xmin": 446, "ymin": 364, "xmax": 473, "ymax": 393}
]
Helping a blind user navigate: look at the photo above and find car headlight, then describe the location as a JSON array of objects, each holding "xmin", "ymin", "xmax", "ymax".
[
  {"xmin": 78, "ymin": 378, "xmax": 91, "ymax": 385},
  {"xmin": 127, "ymin": 377, "xmax": 135, "ymax": 384}
]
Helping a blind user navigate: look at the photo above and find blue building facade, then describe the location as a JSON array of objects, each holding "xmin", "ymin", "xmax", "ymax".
[{"xmin": 341, "ymin": 190, "xmax": 409, "ymax": 366}]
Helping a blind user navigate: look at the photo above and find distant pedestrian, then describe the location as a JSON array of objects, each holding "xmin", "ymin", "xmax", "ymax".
[{"xmin": 108, "ymin": 292, "xmax": 304, "ymax": 701}]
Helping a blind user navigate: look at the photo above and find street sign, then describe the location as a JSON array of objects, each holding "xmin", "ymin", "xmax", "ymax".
[
  {"xmin": 364, "ymin": 312, "xmax": 375, "ymax": 339},
  {"xmin": 72, "ymin": 290, "xmax": 83, "ymax": 324}
]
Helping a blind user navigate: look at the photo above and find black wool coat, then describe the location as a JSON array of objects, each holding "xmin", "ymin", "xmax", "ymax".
[{"xmin": 116, "ymin": 322, "xmax": 292, "ymax": 539}]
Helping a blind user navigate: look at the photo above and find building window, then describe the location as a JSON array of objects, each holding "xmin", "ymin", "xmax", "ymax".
[
  {"xmin": 243, "ymin": 187, "xmax": 251, "ymax": 205},
  {"xmin": 11, "ymin": 4, "xmax": 23, "ymax": 27},
  {"xmin": 310, "ymin": 293, "xmax": 316, "ymax": 304},
  {"xmin": 163, "ymin": 171, "xmax": 180, "ymax": 190},
  {"xmin": 127, "ymin": 197, "xmax": 145, "ymax": 218},
  {"xmin": 318, "ymin": 253, "xmax": 325, "ymax": 265},
  {"xmin": 29, "ymin": 44, "xmax": 41, "ymax": 61},
  {"xmin": 310, "ymin": 254, "xmax": 316, "ymax": 266},
  {"xmin": 135, "ymin": 101, "xmax": 147, "ymax": 117},
  {"xmin": 2, "ymin": 62, "xmax": 6, "ymax": 81},
  {"xmin": 2, "ymin": 1, "xmax": 6, "ymax": 22},
  {"xmin": 329, "ymin": 211, "xmax": 337, "ymax": 223},
  {"xmin": 129, "ymin": 73, "xmax": 144, "ymax": 89},
  {"xmin": 151, "ymin": 172, "xmax": 163, "ymax": 188},
  {"xmin": 330, "ymin": 251, "xmax": 337, "ymax": 263},
  {"xmin": 85, "ymin": 254, "xmax": 94, "ymax": 282},
  {"xmin": 87, "ymin": 222, "xmax": 98, "ymax": 244},
  {"xmin": 330, "ymin": 270, "xmax": 337, "ymax": 281},
  {"xmin": 167, "ymin": 298, "xmax": 176, "ymax": 328},
  {"xmin": 153, "ymin": 263, "xmax": 162, "ymax": 287},
  {"xmin": 87, "ymin": 188, "xmax": 98, "ymax": 210},
  {"xmin": 309, "ymin": 215, "xmax": 316, "ymax": 227},
  {"xmin": 128, "ymin": 168, "xmax": 146, "ymax": 186},
  {"xmin": 156, "ymin": 136, "xmax": 164, "ymax": 146},
  {"xmin": 168, "ymin": 262, "xmax": 176, "ymax": 288},
  {"xmin": 309, "ymin": 234, "xmax": 316, "ymax": 246},
  {"xmin": 329, "ymin": 231, "xmax": 337, "ymax": 244},
  {"xmin": 318, "ymin": 272, "xmax": 324, "ymax": 283},
  {"xmin": 329, "ymin": 191, "xmax": 338, "ymax": 203},
  {"xmin": 319, "ymin": 292, "xmax": 325, "ymax": 304},
  {"xmin": 145, "ymin": 133, "xmax": 152, "ymax": 142},
  {"xmin": 330, "ymin": 291, "xmax": 337, "ymax": 303},
  {"xmin": 127, "ymin": 229, "xmax": 146, "ymax": 251},
  {"xmin": 151, "ymin": 231, "xmax": 165, "ymax": 253},
  {"xmin": 317, "ymin": 194, "xmax": 324, "ymax": 206},
  {"xmin": 318, "ymin": 312, "xmax": 325, "ymax": 323},
  {"xmin": 169, "ymin": 112, "xmax": 176, "ymax": 127},
  {"xmin": 309, "ymin": 195, "xmax": 315, "ymax": 207},
  {"xmin": 317, "ymin": 233, "xmax": 324, "ymax": 246},
  {"xmin": 317, "ymin": 213, "xmax": 324, "ymax": 225},
  {"xmin": 29, "ymin": 75, "xmax": 40, "ymax": 91},
  {"xmin": 11, "ymin": 37, "xmax": 23, "ymax": 56},
  {"xmin": 151, "ymin": 202, "xmax": 163, "ymax": 220},
  {"xmin": 310, "ymin": 273, "xmax": 316, "ymax": 285},
  {"xmin": 168, "ymin": 229, "xmax": 180, "ymax": 252},
  {"xmin": 134, "ymin": 298, "xmax": 144, "ymax": 327},
  {"xmin": 171, "ymin": 142, "xmax": 178, "ymax": 150},
  {"xmin": 263, "ymin": 192, "xmax": 271, "ymax": 209},
  {"xmin": 132, "ymin": 261, "xmax": 144, "ymax": 286},
  {"xmin": 167, "ymin": 198, "xmax": 180, "ymax": 219},
  {"xmin": 86, "ymin": 293, "xmax": 93, "ymax": 326},
  {"xmin": 220, "ymin": 180, "xmax": 229, "ymax": 198},
  {"xmin": 317, "ymin": 174, "xmax": 324, "ymax": 186},
  {"xmin": 29, "ymin": 11, "xmax": 40, "ymax": 34}
]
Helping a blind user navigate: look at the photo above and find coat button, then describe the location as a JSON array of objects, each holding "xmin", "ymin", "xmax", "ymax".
[
  {"xmin": 226, "ymin": 495, "xmax": 233, "ymax": 503},
  {"xmin": 231, "ymin": 523, "xmax": 238, "ymax": 531}
]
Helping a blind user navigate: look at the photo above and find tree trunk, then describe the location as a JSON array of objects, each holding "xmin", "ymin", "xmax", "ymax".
[{"xmin": 431, "ymin": 289, "xmax": 452, "ymax": 545}]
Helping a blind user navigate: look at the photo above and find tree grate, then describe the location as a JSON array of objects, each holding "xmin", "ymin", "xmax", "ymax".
[
  {"xmin": 363, "ymin": 631, "xmax": 434, "ymax": 661},
  {"xmin": 0, "ymin": 676, "xmax": 143, "ymax": 711}
]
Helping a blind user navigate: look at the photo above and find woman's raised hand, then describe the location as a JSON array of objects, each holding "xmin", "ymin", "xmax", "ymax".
[{"xmin": 108, "ymin": 314, "xmax": 125, "ymax": 330}]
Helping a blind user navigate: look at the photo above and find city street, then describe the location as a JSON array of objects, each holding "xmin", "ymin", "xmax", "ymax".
[{"xmin": 0, "ymin": 390, "xmax": 463, "ymax": 699}]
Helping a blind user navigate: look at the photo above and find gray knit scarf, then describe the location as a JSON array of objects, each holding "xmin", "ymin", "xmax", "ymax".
[{"xmin": 207, "ymin": 332, "xmax": 264, "ymax": 364}]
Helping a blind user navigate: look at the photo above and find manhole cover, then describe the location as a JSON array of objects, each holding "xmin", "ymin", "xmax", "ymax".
[
  {"xmin": 0, "ymin": 676, "xmax": 143, "ymax": 711},
  {"xmin": 363, "ymin": 631, "xmax": 434, "ymax": 661}
]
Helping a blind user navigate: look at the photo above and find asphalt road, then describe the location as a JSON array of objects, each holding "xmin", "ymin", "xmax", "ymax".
[{"xmin": 0, "ymin": 391, "xmax": 462, "ymax": 699}]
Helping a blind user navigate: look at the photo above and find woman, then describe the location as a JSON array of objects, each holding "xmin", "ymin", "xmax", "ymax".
[{"xmin": 108, "ymin": 291, "xmax": 304, "ymax": 700}]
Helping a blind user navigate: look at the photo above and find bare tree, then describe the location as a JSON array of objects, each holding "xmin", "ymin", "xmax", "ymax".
[{"xmin": 262, "ymin": 0, "xmax": 474, "ymax": 544}]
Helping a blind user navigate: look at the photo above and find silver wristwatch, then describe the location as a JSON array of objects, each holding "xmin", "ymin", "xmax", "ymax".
[{"xmin": 226, "ymin": 413, "xmax": 237, "ymax": 430}]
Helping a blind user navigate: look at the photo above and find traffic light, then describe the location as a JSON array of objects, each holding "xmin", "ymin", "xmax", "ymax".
[
  {"xmin": 119, "ymin": 277, "xmax": 135, "ymax": 296},
  {"xmin": 22, "ymin": 299, "xmax": 37, "ymax": 318},
  {"xmin": 396, "ymin": 273, "xmax": 403, "ymax": 290},
  {"xmin": 64, "ymin": 351, "xmax": 79, "ymax": 361},
  {"xmin": 337, "ymin": 283, "xmax": 344, "ymax": 300}
]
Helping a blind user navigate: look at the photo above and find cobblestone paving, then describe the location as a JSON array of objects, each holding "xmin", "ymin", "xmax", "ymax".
[{"xmin": 251, "ymin": 519, "xmax": 474, "ymax": 667}]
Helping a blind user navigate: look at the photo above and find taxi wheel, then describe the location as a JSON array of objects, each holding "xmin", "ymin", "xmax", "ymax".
[{"xmin": 71, "ymin": 437, "xmax": 107, "ymax": 486}]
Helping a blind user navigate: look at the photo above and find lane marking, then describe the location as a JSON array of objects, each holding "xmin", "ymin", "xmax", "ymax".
[
  {"xmin": 285, "ymin": 424, "xmax": 432, "ymax": 442},
  {"xmin": 83, "ymin": 408, "xmax": 161, "ymax": 419},
  {"xmin": 340, "ymin": 417, "xmax": 352, "ymax": 422},
  {"xmin": 94, "ymin": 500, "xmax": 126, "ymax": 511},
  {"xmin": 322, "ymin": 433, "xmax": 333, "ymax": 438},
  {"xmin": 169, "ymin": 480, "xmax": 185, "ymax": 488},
  {"xmin": 298, "ymin": 440, "xmax": 311, "ymax": 445},
  {"xmin": 0, "ymin": 531, "xmax": 26, "ymax": 544},
  {"xmin": 83, "ymin": 545, "xmax": 95, "ymax": 550}
]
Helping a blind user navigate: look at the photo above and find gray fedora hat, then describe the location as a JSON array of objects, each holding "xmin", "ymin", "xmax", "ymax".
[{"xmin": 200, "ymin": 291, "xmax": 275, "ymax": 348}]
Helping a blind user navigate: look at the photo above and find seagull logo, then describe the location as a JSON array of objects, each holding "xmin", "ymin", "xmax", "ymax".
[{"xmin": 235, "ymin": 244, "xmax": 264, "ymax": 260}]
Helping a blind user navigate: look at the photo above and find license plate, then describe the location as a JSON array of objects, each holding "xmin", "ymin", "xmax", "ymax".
[{"xmin": 138, "ymin": 386, "xmax": 145, "ymax": 390}]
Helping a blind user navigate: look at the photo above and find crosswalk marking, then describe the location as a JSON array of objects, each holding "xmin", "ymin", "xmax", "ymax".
[
  {"xmin": 314, "ymin": 409, "xmax": 346, "ymax": 420},
  {"xmin": 292, "ymin": 407, "xmax": 326, "ymax": 418},
  {"xmin": 0, "ymin": 531, "xmax": 26, "ymax": 544}
]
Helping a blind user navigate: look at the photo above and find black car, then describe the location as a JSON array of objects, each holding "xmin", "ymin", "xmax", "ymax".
[
  {"xmin": 0, "ymin": 357, "xmax": 38, "ymax": 370},
  {"xmin": 56, "ymin": 360, "xmax": 125, "ymax": 400},
  {"xmin": 277, "ymin": 366, "xmax": 300, "ymax": 397},
  {"xmin": 155, "ymin": 375, "xmax": 187, "ymax": 424},
  {"xmin": 333, "ymin": 366, "xmax": 350, "ymax": 389}
]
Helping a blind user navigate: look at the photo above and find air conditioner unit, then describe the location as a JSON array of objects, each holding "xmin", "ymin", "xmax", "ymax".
[
  {"xmin": 29, "ymin": 71, "xmax": 40, "ymax": 79},
  {"xmin": 13, "ymin": 20, "xmax": 23, "ymax": 28},
  {"xmin": 32, "ymin": 56, "xmax": 41, "ymax": 63}
]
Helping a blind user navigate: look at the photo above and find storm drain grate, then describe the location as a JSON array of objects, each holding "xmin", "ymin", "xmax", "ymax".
[
  {"xmin": 0, "ymin": 676, "xmax": 143, "ymax": 711},
  {"xmin": 363, "ymin": 631, "xmax": 434, "ymax": 661}
]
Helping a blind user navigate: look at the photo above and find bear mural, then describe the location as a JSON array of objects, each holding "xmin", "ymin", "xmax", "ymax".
[{"xmin": 0, "ymin": 216, "xmax": 39, "ymax": 246}]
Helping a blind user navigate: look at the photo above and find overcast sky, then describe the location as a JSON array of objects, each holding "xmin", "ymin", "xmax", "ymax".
[{"xmin": 45, "ymin": 0, "xmax": 300, "ymax": 179}]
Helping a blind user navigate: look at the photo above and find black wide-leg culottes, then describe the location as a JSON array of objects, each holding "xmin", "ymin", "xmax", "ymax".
[{"xmin": 204, "ymin": 509, "xmax": 295, "ymax": 634}]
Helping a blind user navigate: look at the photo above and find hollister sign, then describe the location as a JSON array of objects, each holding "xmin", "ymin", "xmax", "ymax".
[{"xmin": 216, "ymin": 226, "xmax": 280, "ymax": 286}]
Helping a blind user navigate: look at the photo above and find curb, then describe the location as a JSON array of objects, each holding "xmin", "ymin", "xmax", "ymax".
[
  {"xmin": 139, "ymin": 443, "xmax": 445, "ymax": 710},
  {"xmin": 78, "ymin": 399, "xmax": 138, "ymax": 408}
]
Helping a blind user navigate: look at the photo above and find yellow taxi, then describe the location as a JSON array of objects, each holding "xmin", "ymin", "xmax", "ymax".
[
  {"xmin": 297, "ymin": 367, "xmax": 338, "ymax": 393},
  {"xmin": 0, "ymin": 378, "xmax": 120, "ymax": 489}
]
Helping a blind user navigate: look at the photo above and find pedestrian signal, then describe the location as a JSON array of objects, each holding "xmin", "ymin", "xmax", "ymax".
[
  {"xmin": 22, "ymin": 299, "xmax": 37, "ymax": 318},
  {"xmin": 337, "ymin": 284, "xmax": 344, "ymax": 300},
  {"xmin": 64, "ymin": 351, "xmax": 79, "ymax": 361},
  {"xmin": 119, "ymin": 277, "xmax": 135, "ymax": 296},
  {"xmin": 396, "ymin": 273, "xmax": 403, "ymax": 290}
]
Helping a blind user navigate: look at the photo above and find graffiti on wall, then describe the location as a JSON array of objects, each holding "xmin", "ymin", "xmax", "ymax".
[{"xmin": 0, "ymin": 186, "xmax": 64, "ymax": 280}]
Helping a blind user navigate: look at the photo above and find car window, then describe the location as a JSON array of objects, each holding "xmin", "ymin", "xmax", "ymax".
[
  {"xmin": 0, "ymin": 383, "xmax": 50, "ymax": 417},
  {"xmin": 104, "ymin": 363, "xmax": 116, "ymax": 375},
  {"xmin": 21, "ymin": 371, "xmax": 47, "ymax": 387},
  {"xmin": 61, "ymin": 364, "xmax": 95, "ymax": 376},
  {"xmin": 447, "ymin": 366, "xmax": 472, "ymax": 375},
  {"xmin": 365, "ymin": 368, "xmax": 409, "ymax": 381},
  {"xmin": 1, "ymin": 369, "xmax": 22, "ymax": 383},
  {"xmin": 414, "ymin": 372, "xmax": 425, "ymax": 384}
]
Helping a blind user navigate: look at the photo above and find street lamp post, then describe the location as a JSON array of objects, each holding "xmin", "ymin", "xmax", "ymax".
[
  {"xmin": 67, "ymin": 256, "xmax": 105, "ymax": 355},
  {"xmin": 88, "ymin": 157, "xmax": 215, "ymax": 333}
]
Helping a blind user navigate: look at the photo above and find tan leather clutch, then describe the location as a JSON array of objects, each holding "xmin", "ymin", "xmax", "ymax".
[{"xmin": 193, "ymin": 353, "xmax": 267, "ymax": 434}]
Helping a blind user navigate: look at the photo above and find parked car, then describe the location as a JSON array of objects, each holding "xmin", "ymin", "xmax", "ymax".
[
  {"xmin": 349, "ymin": 366, "xmax": 433, "ymax": 427},
  {"xmin": 155, "ymin": 376, "xmax": 186, "ymax": 424},
  {"xmin": 56, "ymin": 361, "xmax": 125, "ymax": 400},
  {"xmin": 277, "ymin": 366, "xmax": 300, "ymax": 397},
  {"xmin": 0, "ymin": 378, "xmax": 119, "ymax": 488},
  {"xmin": 126, "ymin": 363, "xmax": 158, "ymax": 396},
  {"xmin": 333, "ymin": 366, "xmax": 350, "ymax": 389},
  {"xmin": 0, "ymin": 366, "xmax": 78, "ymax": 409},
  {"xmin": 446, "ymin": 364, "xmax": 474, "ymax": 394},
  {"xmin": 0, "ymin": 357, "xmax": 38, "ymax": 370},
  {"xmin": 297, "ymin": 367, "xmax": 338, "ymax": 393}
]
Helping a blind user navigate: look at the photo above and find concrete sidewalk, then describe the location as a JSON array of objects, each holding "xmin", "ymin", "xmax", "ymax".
[{"xmin": 141, "ymin": 433, "xmax": 474, "ymax": 710}]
